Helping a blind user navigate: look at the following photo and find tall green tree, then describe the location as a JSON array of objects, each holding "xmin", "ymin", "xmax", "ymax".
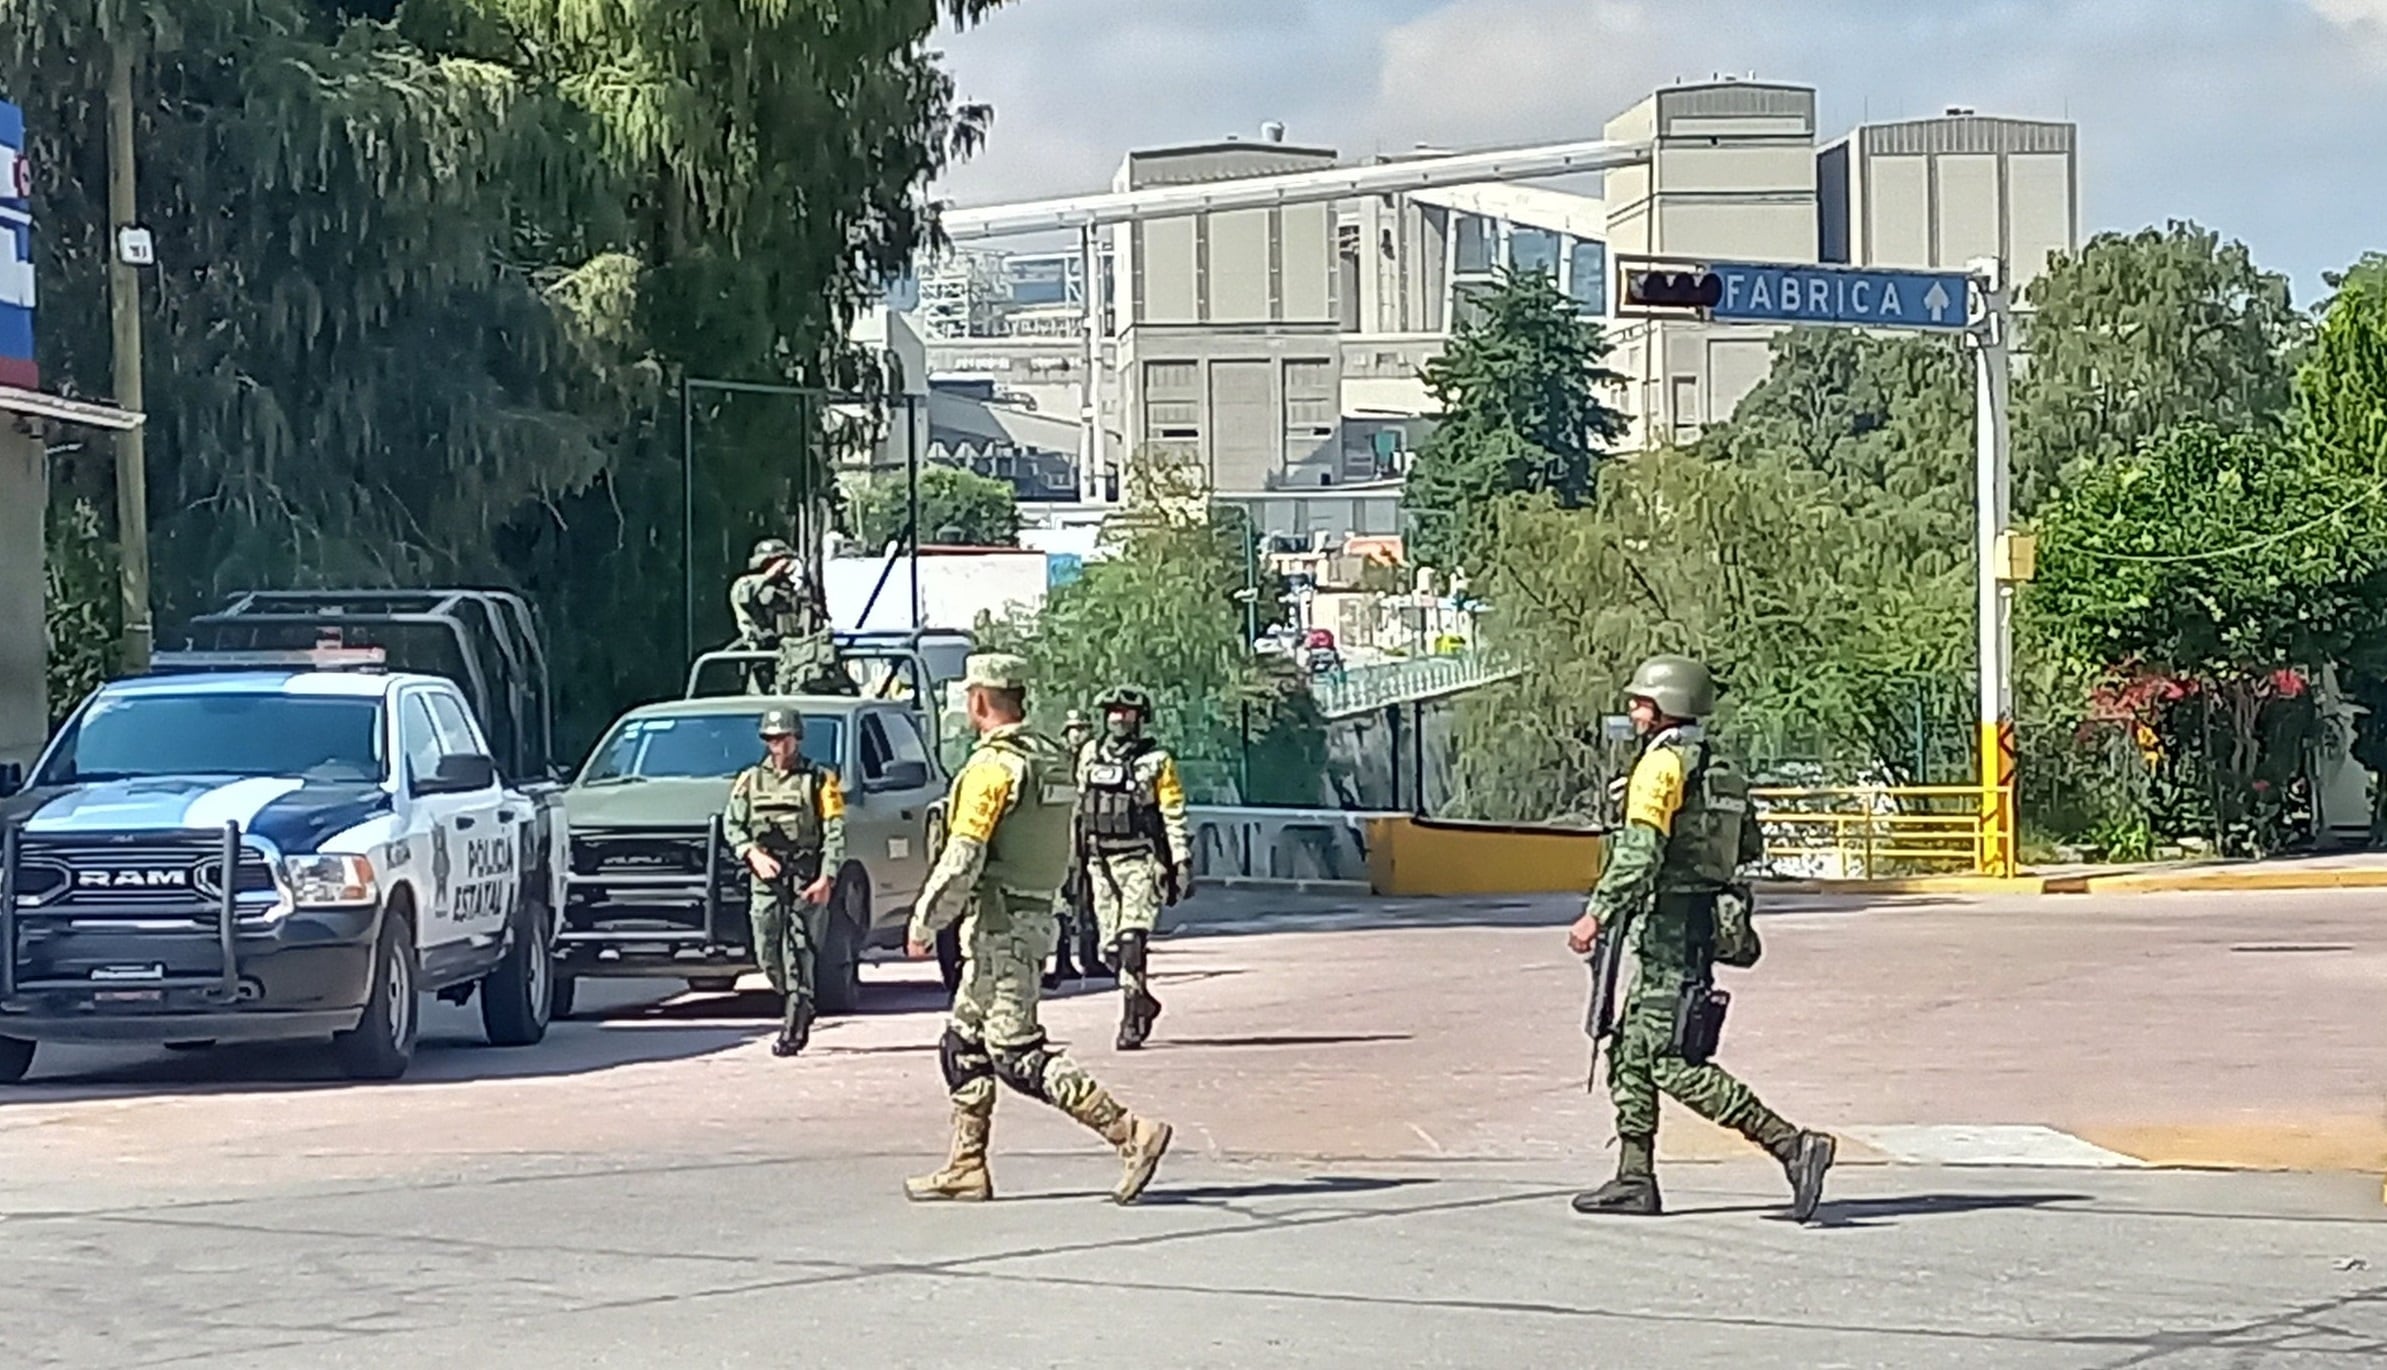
[
  {"xmin": 6, "ymin": 0, "xmax": 1005, "ymax": 748},
  {"xmin": 849, "ymin": 464, "xmax": 1019, "ymax": 549},
  {"xmin": 1402, "ymin": 268, "xmax": 1627, "ymax": 570},
  {"xmin": 2014, "ymin": 221, "xmax": 2304, "ymax": 508}
]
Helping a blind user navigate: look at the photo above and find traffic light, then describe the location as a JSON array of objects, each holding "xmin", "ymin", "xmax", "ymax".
[{"xmin": 1622, "ymin": 269, "xmax": 1722, "ymax": 311}]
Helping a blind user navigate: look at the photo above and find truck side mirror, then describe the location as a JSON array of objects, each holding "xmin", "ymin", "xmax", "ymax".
[
  {"xmin": 0, "ymin": 762, "xmax": 21, "ymax": 798},
  {"xmin": 878, "ymin": 759, "xmax": 930, "ymax": 791},
  {"xmin": 416, "ymin": 753, "xmax": 497, "ymax": 797}
]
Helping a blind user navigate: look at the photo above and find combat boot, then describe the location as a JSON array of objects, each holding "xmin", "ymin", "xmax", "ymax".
[
  {"xmin": 1115, "ymin": 988, "xmax": 1162, "ymax": 1050},
  {"xmin": 771, "ymin": 998, "xmax": 812, "ymax": 1058},
  {"xmin": 903, "ymin": 1107, "xmax": 994, "ymax": 1202},
  {"xmin": 1771, "ymin": 1130, "xmax": 1837, "ymax": 1224},
  {"xmin": 1571, "ymin": 1136, "xmax": 1662, "ymax": 1216},
  {"xmin": 1066, "ymin": 1087, "xmax": 1173, "ymax": 1204}
]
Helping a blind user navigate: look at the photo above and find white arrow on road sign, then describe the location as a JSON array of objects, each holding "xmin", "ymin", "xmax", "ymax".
[{"xmin": 1924, "ymin": 282, "xmax": 1952, "ymax": 322}]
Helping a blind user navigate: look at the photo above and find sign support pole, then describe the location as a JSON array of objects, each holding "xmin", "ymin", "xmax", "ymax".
[
  {"xmin": 1970, "ymin": 257, "xmax": 2017, "ymax": 877},
  {"xmin": 107, "ymin": 38, "xmax": 153, "ymax": 674}
]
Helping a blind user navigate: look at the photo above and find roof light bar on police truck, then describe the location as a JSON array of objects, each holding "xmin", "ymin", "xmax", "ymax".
[{"xmin": 146, "ymin": 646, "xmax": 391, "ymax": 675}]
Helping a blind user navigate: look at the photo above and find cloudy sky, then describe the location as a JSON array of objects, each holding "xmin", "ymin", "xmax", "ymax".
[{"xmin": 928, "ymin": 0, "xmax": 2387, "ymax": 300}]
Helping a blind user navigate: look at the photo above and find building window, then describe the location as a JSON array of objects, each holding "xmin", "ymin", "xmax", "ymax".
[
  {"xmin": 1454, "ymin": 214, "xmax": 1493, "ymax": 274},
  {"xmin": 1567, "ymin": 239, "xmax": 1607, "ymax": 315},
  {"xmin": 1510, "ymin": 227, "xmax": 1560, "ymax": 280}
]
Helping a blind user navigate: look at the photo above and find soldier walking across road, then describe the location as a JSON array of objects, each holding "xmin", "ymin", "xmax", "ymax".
[
  {"xmin": 903, "ymin": 654, "xmax": 1173, "ymax": 1205},
  {"xmin": 1073, "ymin": 686, "xmax": 1192, "ymax": 1049},
  {"xmin": 1568, "ymin": 655, "xmax": 1837, "ymax": 1222},
  {"xmin": 728, "ymin": 537, "xmax": 852, "ymax": 697},
  {"xmin": 722, "ymin": 708, "xmax": 846, "ymax": 1058}
]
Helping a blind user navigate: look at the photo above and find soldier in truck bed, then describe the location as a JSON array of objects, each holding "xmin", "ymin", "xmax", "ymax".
[{"xmin": 722, "ymin": 707, "xmax": 846, "ymax": 1057}]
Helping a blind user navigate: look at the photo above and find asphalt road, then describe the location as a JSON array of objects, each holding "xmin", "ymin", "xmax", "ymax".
[{"xmin": 2, "ymin": 888, "xmax": 2381, "ymax": 1368}]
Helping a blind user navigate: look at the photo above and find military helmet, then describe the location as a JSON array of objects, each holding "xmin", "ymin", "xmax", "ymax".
[
  {"xmin": 757, "ymin": 707, "xmax": 799, "ymax": 738},
  {"xmin": 1624, "ymin": 655, "xmax": 1717, "ymax": 720},
  {"xmin": 748, "ymin": 537, "xmax": 794, "ymax": 571},
  {"xmin": 1096, "ymin": 685, "xmax": 1153, "ymax": 718}
]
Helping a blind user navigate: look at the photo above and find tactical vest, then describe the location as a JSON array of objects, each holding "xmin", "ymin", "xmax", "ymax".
[
  {"xmin": 1082, "ymin": 737, "xmax": 1158, "ymax": 844},
  {"xmin": 746, "ymin": 764, "xmax": 824, "ymax": 852},
  {"xmin": 965, "ymin": 729, "xmax": 1076, "ymax": 895},
  {"xmin": 1652, "ymin": 736, "xmax": 1750, "ymax": 893}
]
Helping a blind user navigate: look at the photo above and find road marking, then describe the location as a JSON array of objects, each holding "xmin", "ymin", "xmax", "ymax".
[
  {"xmin": 1407, "ymin": 1124, "xmax": 1445, "ymax": 1155},
  {"xmin": 1847, "ymin": 1124, "xmax": 2148, "ymax": 1169}
]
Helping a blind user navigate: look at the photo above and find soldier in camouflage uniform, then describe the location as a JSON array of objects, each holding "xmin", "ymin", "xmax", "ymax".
[
  {"xmin": 728, "ymin": 538, "xmax": 852, "ymax": 697},
  {"xmin": 722, "ymin": 707, "xmax": 847, "ymax": 1057},
  {"xmin": 1046, "ymin": 709, "xmax": 1096, "ymax": 988},
  {"xmin": 903, "ymin": 654, "xmax": 1173, "ymax": 1205},
  {"xmin": 1568, "ymin": 655, "xmax": 1837, "ymax": 1222},
  {"xmin": 1074, "ymin": 685, "xmax": 1193, "ymax": 1049}
]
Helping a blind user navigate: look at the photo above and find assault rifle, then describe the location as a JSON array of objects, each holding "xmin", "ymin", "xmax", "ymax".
[{"xmin": 1581, "ymin": 903, "xmax": 1639, "ymax": 1093}]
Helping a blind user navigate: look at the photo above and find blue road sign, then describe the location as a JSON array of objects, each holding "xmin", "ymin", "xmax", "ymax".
[
  {"xmin": 1707, "ymin": 260, "xmax": 1972, "ymax": 332},
  {"xmin": 0, "ymin": 96, "xmax": 33, "ymax": 389}
]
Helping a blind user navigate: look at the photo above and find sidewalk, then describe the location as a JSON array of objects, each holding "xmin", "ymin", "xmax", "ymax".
[{"xmin": 1769, "ymin": 847, "xmax": 2387, "ymax": 896}]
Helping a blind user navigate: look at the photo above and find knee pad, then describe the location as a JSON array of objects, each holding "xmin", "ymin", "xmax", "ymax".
[
  {"xmin": 1115, "ymin": 929, "xmax": 1149, "ymax": 978},
  {"xmin": 938, "ymin": 1028, "xmax": 993, "ymax": 1094},
  {"xmin": 990, "ymin": 1034, "xmax": 1058, "ymax": 1101}
]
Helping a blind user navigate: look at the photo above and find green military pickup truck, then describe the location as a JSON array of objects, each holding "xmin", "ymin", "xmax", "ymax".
[{"xmin": 555, "ymin": 638, "xmax": 965, "ymax": 1013}]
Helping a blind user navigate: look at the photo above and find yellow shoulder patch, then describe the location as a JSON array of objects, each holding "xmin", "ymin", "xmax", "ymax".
[
  {"xmin": 947, "ymin": 757, "xmax": 1016, "ymax": 844},
  {"xmin": 1624, "ymin": 746, "xmax": 1688, "ymax": 835},
  {"xmin": 1153, "ymin": 754, "xmax": 1186, "ymax": 809},
  {"xmin": 817, "ymin": 770, "xmax": 846, "ymax": 820}
]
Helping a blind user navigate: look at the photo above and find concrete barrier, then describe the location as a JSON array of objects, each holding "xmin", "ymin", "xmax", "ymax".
[
  {"xmin": 1364, "ymin": 815, "xmax": 1608, "ymax": 897},
  {"xmin": 1185, "ymin": 805, "xmax": 1385, "ymax": 890}
]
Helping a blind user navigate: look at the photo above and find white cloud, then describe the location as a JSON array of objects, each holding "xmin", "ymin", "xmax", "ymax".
[{"xmin": 933, "ymin": 0, "xmax": 2387, "ymax": 298}]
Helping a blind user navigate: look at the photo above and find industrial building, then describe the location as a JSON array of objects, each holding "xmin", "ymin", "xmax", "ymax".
[{"xmin": 895, "ymin": 79, "xmax": 2081, "ymax": 542}]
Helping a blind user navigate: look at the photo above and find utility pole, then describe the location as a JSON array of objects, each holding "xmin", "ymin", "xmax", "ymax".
[
  {"xmin": 1970, "ymin": 256, "xmax": 2018, "ymax": 878},
  {"xmin": 107, "ymin": 36, "xmax": 152, "ymax": 673}
]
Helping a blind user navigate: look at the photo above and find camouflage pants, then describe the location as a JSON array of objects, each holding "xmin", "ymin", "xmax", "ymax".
[
  {"xmin": 1084, "ymin": 848, "xmax": 1165, "ymax": 994},
  {"xmin": 749, "ymin": 878, "xmax": 822, "ymax": 1007},
  {"xmin": 944, "ymin": 887, "xmax": 1103, "ymax": 1116},
  {"xmin": 1607, "ymin": 971, "xmax": 1795, "ymax": 1151}
]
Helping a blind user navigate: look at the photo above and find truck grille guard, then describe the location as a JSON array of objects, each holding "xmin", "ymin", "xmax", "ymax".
[
  {"xmin": 560, "ymin": 817, "xmax": 739, "ymax": 951},
  {"xmin": 2, "ymin": 821, "xmax": 247, "ymax": 1007}
]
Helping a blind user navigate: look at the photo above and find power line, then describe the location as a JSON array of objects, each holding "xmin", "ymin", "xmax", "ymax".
[{"xmin": 2057, "ymin": 480, "xmax": 2386, "ymax": 565}]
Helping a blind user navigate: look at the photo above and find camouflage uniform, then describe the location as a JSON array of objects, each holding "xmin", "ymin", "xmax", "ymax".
[
  {"xmin": 729, "ymin": 538, "xmax": 850, "ymax": 697},
  {"xmin": 1575, "ymin": 655, "xmax": 1836, "ymax": 1222},
  {"xmin": 1074, "ymin": 686, "xmax": 1192, "ymax": 1049},
  {"xmin": 722, "ymin": 708, "xmax": 847, "ymax": 1056},
  {"xmin": 904, "ymin": 654, "xmax": 1173, "ymax": 1206}
]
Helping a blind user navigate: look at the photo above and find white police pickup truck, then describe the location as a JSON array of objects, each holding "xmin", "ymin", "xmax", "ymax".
[{"xmin": 0, "ymin": 645, "xmax": 564, "ymax": 1082}]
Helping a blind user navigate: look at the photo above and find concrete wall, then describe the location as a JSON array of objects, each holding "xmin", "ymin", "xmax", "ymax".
[{"xmin": 0, "ymin": 422, "xmax": 45, "ymax": 768}]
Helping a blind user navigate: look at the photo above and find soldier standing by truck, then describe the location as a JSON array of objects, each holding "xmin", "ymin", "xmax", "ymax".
[
  {"xmin": 1074, "ymin": 686, "xmax": 1193, "ymax": 1050},
  {"xmin": 903, "ymin": 655, "xmax": 1172, "ymax": 1205},
  {"xmin": 723, "ymin": 708, "xmax": 846, "ymax": 1057},
  {"xmin": 728, "ymin": 538, "xmax": 851, "ymax": 697}
]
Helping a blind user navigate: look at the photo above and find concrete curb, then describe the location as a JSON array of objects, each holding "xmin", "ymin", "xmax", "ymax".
[
  {"xmin": 1765, "ymin": 867, "xmax": 2387, "ymax": 897},
  {"xmin": 1199, "ymin": 876, "xmax": 1375, "ymax": 895}
]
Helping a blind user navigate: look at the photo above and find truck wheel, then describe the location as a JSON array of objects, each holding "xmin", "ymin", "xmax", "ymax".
[
  {"xmin": 480, "ymin": 894, "xmax": 554, "ymax": 1048},
  {"xmin": 549, "ymin": 973, "xmax": 578, "ymax": 1021},
  {"xmin": 816, "ymin": 875, "xmax": 867, "ymax": 1015},
  {"xmin": 334, "ymin": 906, "xmax": 419, "ymax": 1081},
  {"xmin": 936, "ymin": 925, "xmax": 964, "ymax": 994},
  {"xmin": 0, "ymin": 1036, "xmax": 32, "ymax": 1083}
]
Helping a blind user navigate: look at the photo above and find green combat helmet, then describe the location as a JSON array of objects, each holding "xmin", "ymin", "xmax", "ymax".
[
  {"xmin": 1625, "ymin": 655, "xmax": 1717, "ymax": 721},
  {"xmin": 1095, "ymin": 685, "xmax": 1153, "ymax": 718},
  {"xmin": 758, "ymin": 707, "xmax": 799, "ymax": 737},
  {"xmin": 749, "ymin": 537, "xmax": 794, "ymax": 571}
]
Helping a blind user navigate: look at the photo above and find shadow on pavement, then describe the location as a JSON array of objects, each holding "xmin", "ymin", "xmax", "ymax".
[
  {"xmin": 1157, "ymin": 891, "xmax": 1963, "ymax": 940},
  {"xmin": 1786, "ymin": 1190, "xmax": 2091, "ymax": 1229},
  {"xmin": 1150, "ymin": 1032, "xmax": 1414, "ymax": 1050},
  {"xmin": 1140, "ymin": 1174, "xmax": 1436, "ymax": 1205}
]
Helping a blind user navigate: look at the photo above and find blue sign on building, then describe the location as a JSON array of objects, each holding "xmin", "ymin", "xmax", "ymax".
[
  {"xmin": 0, "ymin": 96, "xmax": 33, "ymax": 389},
  {"xmin": 1707, "ymin": 260, "xmax": 1973, "ymax": 333},
  {"xmin": 1045, "ymin": 552, "xmax": 1084, "ymax": 588}
]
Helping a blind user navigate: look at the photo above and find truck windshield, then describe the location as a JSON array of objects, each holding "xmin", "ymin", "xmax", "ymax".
[
  {"xmin": 38, "ymin": 692, "xmax": 386, "ymax": 785},
  {"xmin": 579, "ymin": 713, "xmax": 842, "ymax": 783}
]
